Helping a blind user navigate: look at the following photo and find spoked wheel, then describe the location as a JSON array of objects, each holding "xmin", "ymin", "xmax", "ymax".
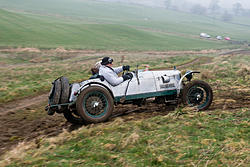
[
  {"xmin": 76, "ymin": 86, "xmax": 114, "ymax": 123},
  {"xmin": 182, "ymin": 80, "xmax": 213, "ymax": 111},
  {"xmin": 63, "ymin": 110, "xmax": 85, "ymax": 124}
]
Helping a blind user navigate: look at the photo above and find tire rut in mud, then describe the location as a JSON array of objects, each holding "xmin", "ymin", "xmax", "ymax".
[
  {"xmin": 0, "ymin": 101, "xmax": 175, "ymax": 156},
  {"xmin": 1, "ymin": 90, "xmax": 249, "ymax": 157},
  {"xmin": 1, "ymin": 88, "xmax": 248, "ymax": 157},
  {"xmin": 0, "ymin": 105, "xmax": 67, "ymax": 156}
]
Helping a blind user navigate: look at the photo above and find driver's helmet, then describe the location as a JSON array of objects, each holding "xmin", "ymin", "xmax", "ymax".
[{"xmin": 101, "ymin": 57, "xmax": 113, "ymax": 65}]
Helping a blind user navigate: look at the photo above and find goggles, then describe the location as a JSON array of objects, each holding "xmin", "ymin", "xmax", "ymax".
[{"xmin": 108, "ymin": 58, "xmax": 113, "ymax": 64}]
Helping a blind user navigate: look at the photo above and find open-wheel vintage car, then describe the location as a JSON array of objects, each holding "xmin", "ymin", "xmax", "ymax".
[{"xmin": 45, "ymin": 67, "xmax": 213, "ymax": 124}]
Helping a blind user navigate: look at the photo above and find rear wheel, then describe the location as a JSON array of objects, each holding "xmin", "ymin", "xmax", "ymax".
[
  {"xmin": 76, "ymin": 86, "xmax": 114, "ymax": 123},
  {"xmin": 63, "ymin": 110, "xmax": 85, "ymax": 124},
  {"xmin": 182, "ymin": 80, "xmax": 213, "ymax": 111}
]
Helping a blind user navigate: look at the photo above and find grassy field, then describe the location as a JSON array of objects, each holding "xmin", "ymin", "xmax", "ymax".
[
  {"xmin": 0, "ymin": 9, "xmax": 229, "ymax": 51},
  {"xmin": 1, "ymin": 0, "xmax": 250, "ymax": 50},
  {"xmin": 1, "ymin": 0, "xmax": 250, "ymax": 36}
]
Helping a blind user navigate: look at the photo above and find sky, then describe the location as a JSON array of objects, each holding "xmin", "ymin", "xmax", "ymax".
[
  {"xmin": 102, "ymin": 0, "xmax": 250, "ymax": 9},
  {"xmin": 188, "ymin": 0, "xmax": 250, "ymax": 9}
]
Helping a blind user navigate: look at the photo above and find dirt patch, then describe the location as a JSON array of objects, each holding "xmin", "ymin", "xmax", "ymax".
[
  {"xmin": 151, "ymin": 56, "xmax": 213, "ymax": 71},
  {"xmin": 0, "ymin": 48, "xmax": 220, "ymax": 55},
  {"xmin": 0, "ymin": 100, "xmax": 174, "ymax": 157},
  {"xmin": 0, "ymin": 94, "xmax": 48, "ymax": 116},
  {"xmin": 0, "ymin": 48, "xmax": 41, "ymax": 53},
  {"xmin": 178, "ymin": 56, "xmax": 212, "ymax": 69},
  {"xmin": 1, "ymin": 48, "xmax": 248, "ymax": 56},
  {"xmin": 0, "ymin": 83, "xmax": 248, "ymax": 157},
  {"xmin": 219, "ymin": 49, "xmax": 250, "ymax": 55},
  {"xmin": 144, "ymin": 49, "xmax": 218, "ymax": 55},
  {"xmin": 0, "ymin": 84, "xmax": 248, "ymax": 157},
  {"xmin": 54, "ymin": 47, "xmax": 68, "ymax": 52},
  {"xmin": 0, "ymin": 48, "xmax": 249, "ymax": 157},
  {"xmin": 0, "ymin": 104, "xmax": 68, "ymax": 156}
]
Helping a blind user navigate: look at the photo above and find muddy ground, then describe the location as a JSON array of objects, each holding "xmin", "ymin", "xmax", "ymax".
[
  {"xmin": 0, "ymin": 92, "xmax": 249, "ymax": 157},
  {"xmin": 0, "ymin": 49, "xmax": 249, "ymax": 158}
]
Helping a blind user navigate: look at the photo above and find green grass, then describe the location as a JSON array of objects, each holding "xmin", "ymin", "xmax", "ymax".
[
  {"xmin": 1, "ymin": 0, "xmax": 250, "ymax": 50},
  {"xmin": 0, "ymin": 8, "xmax": 230, "ymax": 51},
  {"xmin": 1, "ymin": 0, "xmax": 250, "ymax": 42},
  {"xmin": 3, "ymin": 108, "xmax": 249, "ymax": 166},
  {"xmin": 0, "ymin": 51, "xmax": 98, "ymax": 103}
]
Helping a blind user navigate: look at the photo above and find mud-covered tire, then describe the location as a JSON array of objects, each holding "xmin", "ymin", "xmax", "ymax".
[
  {"xmin": 76, "ymin": 86, "xmax": 114, "ymax": 123},
  {"xmin": 56, "ymin": 77, "xmax": 70, "ymax": 113},
  {"xmin": 60, "ymin": 77, "xmax": 70, "ymax": 104},
  {"xmin": 49, "ymin": 79, "xmax": 61, "ymax": 105},
  {"xmin": 63, "ymin": 110, "xmax": 85, "ymax": 124},
  {"xmin": 182, "ymin": 80, "xmax": 213, "ymax": 111}
]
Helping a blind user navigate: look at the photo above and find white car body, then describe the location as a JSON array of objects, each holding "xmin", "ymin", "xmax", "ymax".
[
  {"xmin": 69, "ymin": 69, "xmax": 183, "ymax": 103},
  {"xmin": 46, "ymin": 68, "xmax": 213, "ymax": 124}
]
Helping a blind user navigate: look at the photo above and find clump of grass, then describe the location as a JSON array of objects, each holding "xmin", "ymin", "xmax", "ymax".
[
  {"xmin": 201, "ymin": 70, "xmax": 216, "ymax": 80},
  {"xmin": 236, "ymin": 67, "xmax": 250, "ymax": 81}
]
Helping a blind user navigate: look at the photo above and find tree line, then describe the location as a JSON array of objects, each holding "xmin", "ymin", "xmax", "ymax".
[{"xmin": 164, "ymin": 0, "xmax": 250, "ymax": 22}]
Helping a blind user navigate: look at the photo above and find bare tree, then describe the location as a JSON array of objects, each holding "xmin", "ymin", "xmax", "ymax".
[
  {"xmin": 221, "ymin": 10, "xmax": 233, "ymax": 22},
  {"xmin": 233, "ymin": 2, "xmax": 243, "ymax": 16},
  {"xmin": 190, "ymin": 4, "xmax": 207, "ymax": 15},
  {"xmin": 209, "ymin": 0, "xmax": 220, "ymax": 14},
  {"xmin": 164, "ymin": 0, "xmax": 172, "ymax": 9}
]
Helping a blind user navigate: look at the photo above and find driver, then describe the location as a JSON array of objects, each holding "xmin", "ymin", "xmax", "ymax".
[{"xmin": 99, "ymin": 57, "xmax": 133, "ymax": 86}]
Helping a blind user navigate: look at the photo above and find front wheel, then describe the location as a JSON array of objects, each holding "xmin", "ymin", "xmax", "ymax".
[
  {"xmin": 76, "ymin": 86, "xmax": 114, "ymax": 123},
  {"xmin": 182, "ymin": 80, "xmax": 213, "ymax": 111}
]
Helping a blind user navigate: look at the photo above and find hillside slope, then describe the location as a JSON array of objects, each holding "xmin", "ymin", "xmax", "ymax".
[
  {"xmin": 1, "ymin": 0, "xmax": 250, "ymax": 50},
  {"xmin": 0, "ymin": 9, "xmax": 229, "ymax": 50},
  {"xmin": 1, "ymin": 0, "xmax": 250, "ymax": 41}
]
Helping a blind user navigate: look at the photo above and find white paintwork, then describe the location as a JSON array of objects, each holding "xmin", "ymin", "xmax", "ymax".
[
  {"xmin": 152, "ymin": 70, "xmax": 180, "ymax": 92},
  {"xmin": 111, "ymin": 71, "xmax": 157, "ymax": 97},
  {"xmin": 69, "ymin": 69, "xmax": 182, "ymax": 102}
]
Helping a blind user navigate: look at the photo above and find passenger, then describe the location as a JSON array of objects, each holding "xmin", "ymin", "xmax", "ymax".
[
  {"xmin": 99, "ymin": 57, "xmax": 133, "ymax": 86},
  {"xmin": 89, "ymin": 61, "xmax": 101, "ymax": 79},
  {"xmin": 90, "ymin": 61, "xmax": 101, "ymax": 75}
]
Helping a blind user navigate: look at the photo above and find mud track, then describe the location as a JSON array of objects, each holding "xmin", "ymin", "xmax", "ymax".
[
  {"xmin": 0, "ymin": 49, "xmax": 249, "ymax": 157},
  {"xmin": 0, "ymin": 92, "xmax": 248, "ymax": 157}
]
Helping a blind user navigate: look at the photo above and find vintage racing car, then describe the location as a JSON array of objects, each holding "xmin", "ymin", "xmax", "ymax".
[{"xmin": 45, "ymin": 67, "xmax": 213, "ymax": 124}]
